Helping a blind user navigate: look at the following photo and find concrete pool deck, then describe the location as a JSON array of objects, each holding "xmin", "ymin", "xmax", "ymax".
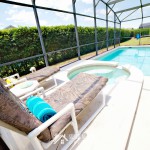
[
  {"xmin": 70, "ymin": 76, "xmax": 150, "ymax": 150},
  {"xmin": 53, "ymin": 59, "xmax": 145, "ymax": 150},
  {"xmin": 1, "ymin": 59, "xmax": 150, "ymax": 150},
  {"xmin": 127, "ymin": 76, "xmax": 150, "ymax": 150}
]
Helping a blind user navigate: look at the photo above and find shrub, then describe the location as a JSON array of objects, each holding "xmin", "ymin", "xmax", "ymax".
[{"xmin": 0, "ymin": 25, "xmax": 142, "ymax": 77}]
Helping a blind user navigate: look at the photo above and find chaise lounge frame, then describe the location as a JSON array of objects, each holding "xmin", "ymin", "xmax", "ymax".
[{"xmin": 0, "ymin": 73, "xmax": 107, "ymax": 150}]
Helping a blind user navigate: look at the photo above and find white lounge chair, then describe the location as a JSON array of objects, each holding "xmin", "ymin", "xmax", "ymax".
[
  {"xmin": 0, "ymin": 73, "xmax": 108, "ymax": 150},
  {"xmin": 3, "ymin": 73, "xmax": 27, "ymax": 88},
  {"xmin": 25, "ymin": 66, "xmax": 60, "ymax": 90}
]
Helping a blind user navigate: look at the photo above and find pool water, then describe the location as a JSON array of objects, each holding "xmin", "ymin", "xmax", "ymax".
[
  {"xmin": 96, "ymin": 47, "xmax": 150, "ymax": 76},
  {"xmin": 68, "ymin": 66, "xmax": 129, "ymax": 84}
]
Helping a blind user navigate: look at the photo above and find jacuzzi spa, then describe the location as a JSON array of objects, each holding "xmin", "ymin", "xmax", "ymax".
[{"xmin": 65, "ymin": 60, "xmax": 130, "ymax": 85}]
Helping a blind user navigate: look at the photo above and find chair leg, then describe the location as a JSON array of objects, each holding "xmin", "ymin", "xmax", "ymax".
[
  {"xmin": 53, "ymin": 77, "xmax": 58, "ymax": 87},
  {"xmin": 30, "ymin": 137, "xmax": 44, "ymax": 150},
  {"xmin": 71, "ymin": 106, "xmax": 79, "ymax": 136},
  {"xmin": 102, "ymin": 93, "xmax": 106, "ymax": 107},
  {"xmin": 45, "ymin": 76, "xmax": 58, "ymax": 91}
]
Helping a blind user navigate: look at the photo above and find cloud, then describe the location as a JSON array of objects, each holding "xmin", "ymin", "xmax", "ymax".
[
  {"xmin": 81, "ymin": 0, "xmax": 92, "ymax": 4},
  {"xmin": 0, "ymin": 23, "xmax": 5, "ymax": 29},
  {"xmin": 55, "ymin": 12, "xmax": 73, "ymax": 21},
  {"xmin": 10, "ymin": 0, "xmax": 31, "ymax": 4},
  {"xmin": 36, "ymin": 0, "xmax": 73, "ymax": 23},
  {"xmin": 36, "ymin": 0, "xmax": 72, "ymax": 11},
  {"xmin": 83, "ymin": 8, "xmax": 93, "ymax": 14},
  {"xmin": 83, "ymin": 17, "xmax": 94, "ymax": 25},
  {"xmin": 143, "ymin": 6, "xmax": 150, "ymax": 16},
  {"xmin": 40, "ymin": 20, "xmax": 49, "ymax": 26},
  {"xmin": 97, "ymin": 9, "xmax": 106, "ymax": 16},
  {"xmin": 122, "ymin": 20, "xmax": 140, "ymax": 29},
  {"xmin": 6, "ymin": 9, "xmax": 36, "ymax": 26},
  {"xmin": 5, "ymin": 8, "xmax": 49, "ymax": 27},
  {"xmin": 4, "ymin": 0, "xmax": 73, "ymax": 27},
  {"xmin": 6, "ymin": 0, "xmax": 72, "ymax": 11},
  {"xmin": 6, "ymin": 8, "xmax": 16, "ymax": 15}
]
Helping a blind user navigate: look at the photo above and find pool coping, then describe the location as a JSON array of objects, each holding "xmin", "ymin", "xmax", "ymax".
[
  {"xmin": 54, "ymin": 59, "xmax": 144, "ymax": 85},
  {"xmin": 54, "ymin": 60, "xmax": 119, "ymax": 82}
]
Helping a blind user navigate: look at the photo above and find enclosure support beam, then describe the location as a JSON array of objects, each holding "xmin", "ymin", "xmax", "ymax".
[
  {"xmin": 139, "ymin": 0, "xmax": 143, "ymax": 45},
  {"xmin": 107, "ymin": 0, "xmax": 125, "ymax": 5},
  {"xmin": 32, "ymin": 0, "xmax": 49, "ymax": 66},
  {"xmin": 139, "ymin": 0, "xmax": 144, "ymax": 28},
  {"xmin": 119, "ymin": 22, "xmax": 121, "ymax": 46},
  {"xmin": 72, "ymin": 0, "xmax": 81, "ymax": 60},
  {"xmin": 96, "ymin": 0, "xmax": 120, "ymax": 23},
  {"xmin": 106, "ymin": 5, "xmax": 109, "ymax": 51},
  {"xmin": 1, "ymin": 1, "xmax": 120, "ymax": 24},
  {"xmin": 93, "ymin": 0, "xmax": 98, "ymax": 55},
  {"xmin": 108, "ymin": 4, "xmax": 116, "ymax": 15},
  {"xmin": 116, "ymin": 3, "xmax": 150, "ymax": 14},
  {"xmin": 121, "ymin": 9, "xmax": 139, "ymax": 21},
  {"xmin": 101, "ymin": 0, "xmax": 120, "ymax": 22},
  {"xmin": 122, "ymin": 15, "xmax": 150, "ymax": 22},
  {"xmin": 114, "ymin": 14, "xmax": 116, "ymax": 48}
]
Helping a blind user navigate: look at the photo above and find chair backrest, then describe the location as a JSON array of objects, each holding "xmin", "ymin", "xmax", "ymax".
[
  {"xmin": 3, "ymin": 73, "xmax": 20, "ymax": 80},
  {"xmin": 30, "ymin": 67, "xmax": 36, "ymax": 73},
  {"xmin": 0, "ymin": 78, "xmax": 51, "ymax": 142},
  {"xmin": 26, "ymin": 66, "xmax": 60, "ymax": 82}
]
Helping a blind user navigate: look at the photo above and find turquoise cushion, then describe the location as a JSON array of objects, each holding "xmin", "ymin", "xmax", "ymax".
[
  {"xmin": 37, "ymin": 108, "xmax": 56, "ymax": 123},
  {"xmin": 26, "ymin": 96, "xmax": 43, "ymax": 113},
  {"xmin": 26, "ymin": 96, "xmax": 56, "ymax": 123},
  {"xmin": 33, "ymin": 102, "xmax": 52, "ymax": 116}
]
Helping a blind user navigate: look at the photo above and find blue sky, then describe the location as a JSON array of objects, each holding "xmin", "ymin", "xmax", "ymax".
[{"xmin": 0, "ymin": 0, "xmax": 150, "ymax": 29}]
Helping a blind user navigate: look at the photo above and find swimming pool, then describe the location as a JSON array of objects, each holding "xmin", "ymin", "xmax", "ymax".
[{"xmin": 95, "ymin": 46, "xmax": 150, "ymax": 76}]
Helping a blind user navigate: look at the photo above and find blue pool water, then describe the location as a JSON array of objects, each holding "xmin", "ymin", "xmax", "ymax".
[
  {"xmin": 96, "ymin": 47, "xmax": 150, "ymax": 76},
  {"xmin": 68, "ymin": 66, "xmax": 129, "ymax": 84}
]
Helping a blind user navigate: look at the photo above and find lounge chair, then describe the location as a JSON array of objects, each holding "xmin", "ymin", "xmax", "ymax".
[
  {"xmin": 25, "ymin": 66, "xmax": 60, "ymax": 90},
  {"xmin": 2, "ymin": 73, "xmax": 27, "ymax": 88},
  {"xmin": 0, "ymin": 73, "xmax": 108, "ymax": 150}
]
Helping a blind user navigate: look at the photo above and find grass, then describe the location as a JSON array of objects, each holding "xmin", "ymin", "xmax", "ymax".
[
  {"xmin": 121, "ymin": 37, "xmax": 150, "ymax": 46},
  {"xmin": 53, "ymin": 46, "xmax": 115, "ymax": 68},
  {"xmin": 53, "ymin": 37, "xmax": 150, "ymax": 68}
]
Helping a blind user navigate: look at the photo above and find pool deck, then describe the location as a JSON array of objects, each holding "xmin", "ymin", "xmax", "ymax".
[
  {"xmin": 127, "ymin": 76, "xmax": 150, "ymax": 150},
  {"xmin": 70, "ymin": 76, "xmax": 150, "ymax": 150},
  {"xmin": 55, "ymin": 59, "xmax": 149, "ymax": 150},
  {"xmin": 1, "ymin": 59, "xmax": 150, "ymax": 150},
  {"xmin": 54, "ymin": 59, "xmax": 147, "ymax": 150}
]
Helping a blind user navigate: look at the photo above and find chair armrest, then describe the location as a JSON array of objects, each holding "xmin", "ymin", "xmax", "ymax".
[
  {"xmin": 5, "ymin": 78, "xmax": 27, "ymax": 88},
  {"xmin": 14, "ymin": 77, "xmax": 27, "ymax": 84},
  {"xmin": 20, "ymin": 87, "xmax": 46, "ymax": 101},
  {"xmin": 28, "ymin": 103, "xmax": 78, "ymax": 139},
  {"xmin": 5, "ymin": 83, "xmax": 15, "ymax": 88},
  {"xmin": 3, "ymin": 73, "xmax": 20, "ymax": 80}
]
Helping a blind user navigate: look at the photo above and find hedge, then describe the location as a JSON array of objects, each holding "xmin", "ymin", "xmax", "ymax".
[{"xmin": 0, "ymin": 25, "xmax": 149, "ymax": 77}]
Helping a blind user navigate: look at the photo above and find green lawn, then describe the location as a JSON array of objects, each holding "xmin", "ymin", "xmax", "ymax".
[
  {"xmin": 52, "ymin": 37, "xmax": 150, "ymax": 68},
  {"xmin": 121, "ymin": 37, "xmax": 150, "ymax": 46}
]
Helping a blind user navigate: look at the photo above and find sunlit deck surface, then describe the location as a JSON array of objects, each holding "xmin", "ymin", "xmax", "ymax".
[
  {"xmin": 1, "ymin": 60, "xmax": 150, "ymax": 150},
  {"xmin": 47, "ymin": 62, "xmax": 150, "ymax": 150},
  {"xmin": 53, "ymin": 60, "xmax": 150, "ymax": 150},
  {"xmin": 70, "ymin": 76, "xmax": 150, "ymax": 150}
]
